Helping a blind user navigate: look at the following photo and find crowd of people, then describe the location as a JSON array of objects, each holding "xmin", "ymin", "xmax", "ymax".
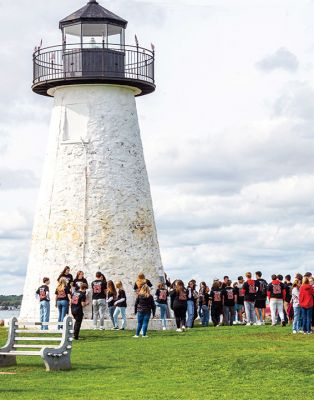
[{"xmin": 35, "ymin": 268, "xmax": 314, "ymax": 340}]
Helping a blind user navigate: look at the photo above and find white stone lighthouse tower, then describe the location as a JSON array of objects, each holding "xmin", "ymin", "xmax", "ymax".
[{"xmin": 20, "ymin": 0, "xmax": 164, "ymax": 320}]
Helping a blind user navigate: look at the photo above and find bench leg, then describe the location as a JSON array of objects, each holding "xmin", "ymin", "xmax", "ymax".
[
  {"xmin": 0, "ymin": 355, "xmax": 17, "ymax": 367},
  {"xmin": 42, "ymin": 354, "xmax": 71, "ymax": 372}
]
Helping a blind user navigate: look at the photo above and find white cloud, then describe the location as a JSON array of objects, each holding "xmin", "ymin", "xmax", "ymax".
[{"xmin": 257, "ymin": 47, "xmax": 299, "ymax": 73}]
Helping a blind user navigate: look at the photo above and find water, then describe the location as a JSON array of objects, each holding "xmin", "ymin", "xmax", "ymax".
[{"xmin": 0, "ymin": 310, "xmax": 20, "ymax": 320}]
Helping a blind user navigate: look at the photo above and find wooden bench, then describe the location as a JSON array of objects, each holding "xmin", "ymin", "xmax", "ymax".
[{"xmin": 0, "ymin": 316, "xmax": 74, "ymax": 371}]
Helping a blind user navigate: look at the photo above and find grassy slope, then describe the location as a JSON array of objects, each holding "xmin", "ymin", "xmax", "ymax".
[{"xmin": 0, "ymin": 326, "xmax": 313, "ymax": 400}]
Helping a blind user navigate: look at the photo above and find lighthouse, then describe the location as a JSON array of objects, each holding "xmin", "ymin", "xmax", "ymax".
[{"xmin": 20, "ymin": 0, "xmax": 164, "ymax": 320}]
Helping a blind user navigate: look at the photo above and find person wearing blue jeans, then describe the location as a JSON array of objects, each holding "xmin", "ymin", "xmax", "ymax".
[
  {"xmin": 134, "ymin": 285, "xmax": 156, "ymax": 338},
  {"xmin": 186, "ymin": 281, "xmax": 198, "ymax": 328},
  {"xmin": 155, "ymin": 283, "xmax": 169, "ymax": 330},
  {"xmin": 201, "ymin": 305, "xmax": 210, "ymax": 326},
  {"xmin": 113, "ymin": 281, "xmax": 127, "ymax": 330},
  {"xmin": 36, "ymin": 277, "xmax": 51, "ymax": 330},
  {"xmin": 136, "ymin": 312, "xmax": 151, "ymax": 337},
  {"xmin": 55, "ymin": 277, "xmax": 71, "ymax": 329},
  {"xmin": 157, "ymin": 303, "xmax": 167, "ymax": 329},
  {"xmin": 40, "ymin": 301, "xmax": 50, "ymax": 330},
  {"xmin": 301, "ymin": 307, "xmax": 312, "ymax": 334}
]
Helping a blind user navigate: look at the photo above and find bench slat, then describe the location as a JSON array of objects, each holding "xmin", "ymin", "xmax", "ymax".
[
  {"xmin": 15, "ymin": 337, "xmax": 61, "ymax": 341},
  {"xmin": 15, "ymin": 330, "xmax": 61, "ymax": 334},
  {"xmin": 0, "ymin": 351, "xmax": 41, "ymax": 356},
  {"xmin": 15, "ymin": 322, "xmax": 64, "ymax": 326},
  {"xmin": 13, "ymin": 345, "xmax": 58, "ymax": 349}
]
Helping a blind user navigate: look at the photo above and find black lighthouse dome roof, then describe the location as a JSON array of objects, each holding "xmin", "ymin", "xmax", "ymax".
[{"xmin": 59, "ymin": 0, "xmax": 128, "ymax": 29}]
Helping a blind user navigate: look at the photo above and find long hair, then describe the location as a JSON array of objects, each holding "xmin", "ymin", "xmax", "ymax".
[
  {"xmin": 292, "ymin": 279, "xmax": 300, "ymax": 288},
  {"xmin": 76, "ymin": 270, "xmax": 84, "ymax": 279},
  {"xmin": 157, "ymin": 282, "xmax": 165, "ymax": 290},
  {"xmin": 175, "ymin": 280, "xmax": 185, "ymax": 293},
  {"xmin": 56, "ymin": 277, "xmax": 67, "ymax": 292},
  {"xmin": 107, "ymin": 280, "xmax": 117, "ymax": 296},
  {"xmin": 302, "ymin": 277, "xmax": 310, "ymax": 285},
  {"xmin": 57, "ymin": 266, "xmax": 70, "ymax": 281},
  {"xmin": 139, "ymin": 284, "xmax": 150, "ymax": 298},
  {"xmin": 136, "ymin": 273, "xmax": 147, "ymax": 289}
]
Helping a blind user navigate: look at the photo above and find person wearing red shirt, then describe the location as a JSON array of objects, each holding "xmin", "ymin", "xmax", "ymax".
[{"xmin": 299, "ymin": 276, "xmax": 314, "ymax": 334}]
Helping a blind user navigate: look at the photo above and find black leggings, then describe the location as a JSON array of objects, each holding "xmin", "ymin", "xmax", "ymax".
[
  {"xmin": 173, "ymin": 305, "xmax": 187, "ymax": 329},
  {"xmin": 211, "ymin": 304, "xmax": 222, "ymax": 326},
  {"xmin": 72, "ymin": 310, "xmax": 84, "ymax": 339}
]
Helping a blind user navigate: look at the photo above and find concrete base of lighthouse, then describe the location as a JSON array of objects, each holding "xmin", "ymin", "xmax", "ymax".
[{"xmin": 20, "ymin": 84, "xmax": 164, "ymax": 320}]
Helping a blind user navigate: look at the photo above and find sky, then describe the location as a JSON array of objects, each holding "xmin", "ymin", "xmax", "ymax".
[{"xmin": 1, "ymin": 0, "xmax": 314, "ymax": 294}]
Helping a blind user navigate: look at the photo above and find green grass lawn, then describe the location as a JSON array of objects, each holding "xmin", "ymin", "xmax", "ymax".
[{"xmin": 0, "ymin": 325, "xmax": 313, "ymax": 400}]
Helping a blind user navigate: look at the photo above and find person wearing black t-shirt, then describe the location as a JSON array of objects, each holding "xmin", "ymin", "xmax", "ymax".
[
  {"xmin": 254, "ymin": 271, "xmax": 268, "ymax": 325},
  {"xmin": 242, "ymin": 272, "xmax": 258, "ymax": 325},
  {"xmin": 113, "ymin": 281, "xmax": 127, "ymax": 330},
  {"xmin": 198, "ymin": 282, "xmax": 210, "ymax": 326},
  {"xmin": 170, "ymin": 280, "xmax": 188, "ymax": 332},
  {"xmin": 71, "ymin": 283, "xmax": 89, "ymax": 340},
  {"xmin": 209, "ymin": 281, "xmax": 223, "ymax": 327},
  {"xmin": 155, "ymin": 282, "xmax": 169, "ymax": 330},
  {"xmin": 73, "ymin": 271, "xmax": 88, "ymax": 292},
  {"xmin": 235, "ymin": 276, "xmax": 245, "ymax": 324},
  {"xmin": 91, "ymin": 271, "xmax": 107, "ymax": 330},
  {"xmin": 221, "ymin": 280, "xmax": 237, "ymax": 326},
  {"xmin": 134, "ymin": 285, "xmax": 156, "ymax": 338},
  {"xmin": 267, "ymin": 274, "xmax": 286, "ymax": 326},
  {"xmin": 106, "ymin": 280, "xmax": 117, "ymax": 328},
  {"xmin": 284, "ymin": 275, "xmax": 293, "ymax": 324},
  {"xmin": 55, "ymin": 277, "xmax": 71, "ymax": 329},
  {"xmin": 36, "ymin": 277, "xmax": 50, "ymax": 330},
  {"xmin": 57, "ymin": 266, "xmax": 74, "ymax": 289}
]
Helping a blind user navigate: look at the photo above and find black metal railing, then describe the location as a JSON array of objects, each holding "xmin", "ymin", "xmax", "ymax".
[{"xmin": 33, "ymin": 43, "xmax": 155, "ymax": 89}]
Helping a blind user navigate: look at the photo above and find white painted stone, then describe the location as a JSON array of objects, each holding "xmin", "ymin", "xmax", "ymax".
[{"xmin": 20, "ymin": 84, "xmax": 164, "ymax": 320}]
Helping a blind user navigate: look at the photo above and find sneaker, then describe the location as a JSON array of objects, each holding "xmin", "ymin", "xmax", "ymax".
[
  {"xmin": 182, "ymin": 326, "xmax": 186, "ymax": 331},
  {"xmin": 246, "ymin": 323, "xmax": 251, "ymax": 326},
  {"xmin": 132, "ymin": 335, "xmax": 139, "ymax": 338},
  {"xmin": 162, "ymin": 327, "xmax": 167, "ymax": 331},
  {"xmin": 113, "ymin": 327, "xmax": 119, "ymax": 330},
  {"xmin": 281, "ymin": 321, "xmax": 286, "ymax": 327},
  {"xmin": 261, "ymin": 321, "xmax": 265, "ymax": 325},
  {"xmin": 256, "ymin": 321, "xmax": 262, "ymax": 326},
  {"xmin": 292, "ymin": 330, "xmax": 297, "ymax": 334},
  {"xmin": 142, "ymin": 335, "xmax": 148, "ymax": 338},
  {"xmin": 93, "ymin": 327, "xmax": 98, "ymax": 330},
  {"xmin": 271, "ymin": 324, "xmax": 276, "ymax": 326},
  {"xmin": 253, "ymin": 323, "xmax": 257, "ymax": 326},
  {"xmin": 308, "ymin": 332, "xmax": 313, "ymax": 335},
  {"xmin": 119, "ymin": 328, "xmax": 125, "ymax": 331},
  {"xmin": 176, "ymin": 328, "xmax": 182, "ymax": 332},
  {"xmin": 99, "ymin": 327, "xmax": 105, "ymax": 331}
]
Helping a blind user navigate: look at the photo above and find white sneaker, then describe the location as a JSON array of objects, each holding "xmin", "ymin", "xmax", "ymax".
[
  {"xmin": 182, "ymin": 326, "xmax": 186, "ymax": 331},
  {"xmin": 93, "ymin": 327, "xmax": 98, "ymax": 330},
  {"xmin": 99, "ymin": 327, "xmax": 105, "ymax": 330},
  {"xmin": 261, "ymin": 321, "xmax": 265, "ymax": 325},
  {"xmin": 246, "ymin": 322, "xmax": 251, "ymax": 326},
  {"xmin": 142, "ymin": 335, "xmax": 149, "ymax": 338},
  {"xmin": 176, "ymin": 328, "xmax": 182, "ymax": 332},
  {"xmin": 256, "ymin": 321, "xmax": 262, "ymax": 326},
  {"xmin": 162, "ymin": 327, "xmax": 167, "ymax": 331},
  {"xmin": 133, "ymin": 335, "xmax": 139, "ymax": 338},
  {"xmin": 292, "ymin": 330, "xmax": 297, "ymax": 334}
]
